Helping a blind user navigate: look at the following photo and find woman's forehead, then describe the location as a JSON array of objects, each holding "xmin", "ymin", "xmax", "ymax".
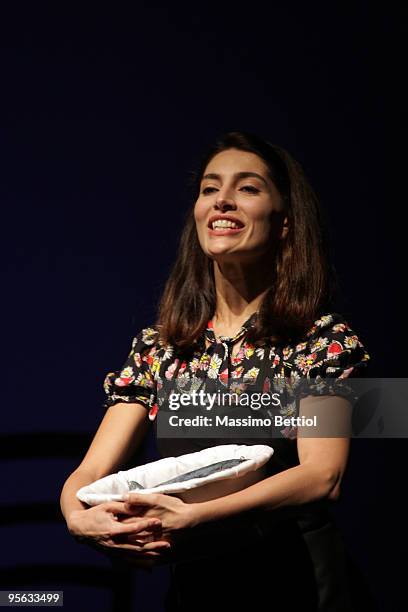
[{"xmin": 204, "ymin": 148, "xmax": 267, "ymax": 172}]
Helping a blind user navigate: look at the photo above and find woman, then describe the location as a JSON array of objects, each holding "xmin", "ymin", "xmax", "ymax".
[{"xmin": 60, "ymin": 131, "xmax": 375, "ymax": 610}]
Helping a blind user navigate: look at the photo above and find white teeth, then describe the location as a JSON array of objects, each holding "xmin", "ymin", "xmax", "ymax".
[{"xmin": 211, "ymin": 219, "xmax": 241, "ymax": 229}]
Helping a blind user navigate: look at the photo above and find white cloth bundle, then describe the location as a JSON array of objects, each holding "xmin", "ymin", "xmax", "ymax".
[{"xmin": 76, "ymin": 444, "xmax": 274, "ymax": 505}]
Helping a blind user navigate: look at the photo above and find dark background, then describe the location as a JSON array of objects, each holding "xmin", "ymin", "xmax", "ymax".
[{"xmin": 0, "ymin": 2, "xmax": 404, "ymax": 611}]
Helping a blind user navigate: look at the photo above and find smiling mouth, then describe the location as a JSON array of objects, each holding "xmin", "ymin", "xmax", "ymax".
[
  {"xmin": 208, "ymin": 225, "xmax": 245, "ymax": 235},
  {"xmin": 207, "ymin": 218, "xmax": 245, "ymax": 234}
]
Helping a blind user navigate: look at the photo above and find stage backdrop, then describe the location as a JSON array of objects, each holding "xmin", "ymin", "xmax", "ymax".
[{"xmin": 1, "ymin": 3, "xmax": 403, "ymax": 611}]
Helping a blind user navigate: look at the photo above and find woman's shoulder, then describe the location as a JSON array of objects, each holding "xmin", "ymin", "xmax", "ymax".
[
  {"xmin": 305, "ymin": 312, "xmax": 357, "ymax": 339},
  {"xmin": 303, "ymin": 311, "xmax": 368, "ymax": 345},
  {"xmin": 289, "ymin": 311, "xmax": 371, "ymax": 377},
  {"xmin": 127, "ymin": 324, "xmax": 164, "ymax": 360}
]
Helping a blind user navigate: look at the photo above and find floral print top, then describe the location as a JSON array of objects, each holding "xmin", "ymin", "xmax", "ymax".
[
  {"xmin": 102, "ymin": 311, "xmax": 372, "ymax": 593},
  {"xmin": 103, "ymin": 311, "xmax": 371, "ymax": 455}
]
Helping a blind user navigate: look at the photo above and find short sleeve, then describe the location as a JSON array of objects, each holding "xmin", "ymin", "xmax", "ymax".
[
  {"xmin": 102, "ymin": 325, "xmax": 160, "ymax": 412},
  {"xmin": 299, "ymin": 312, "xmax": 372, "ymax": 401}
]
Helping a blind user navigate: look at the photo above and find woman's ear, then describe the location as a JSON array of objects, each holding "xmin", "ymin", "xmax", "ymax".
[{"xmin": 281, "ymin": 216, "xmax": 289, "ymax": 239}]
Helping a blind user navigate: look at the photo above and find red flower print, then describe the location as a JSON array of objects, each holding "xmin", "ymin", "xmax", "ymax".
[
  {"xmin": 145, "ymin": 353, "xmax": 155, "ymax": 366},
  {"xmin": 165, "ymin": 360, "xmax": 179, "ymax": 380},
  {"xmin": 327, "ymin": 341, "xmax": 343, "ymax": 358},
  {"xmin": 231, "ymin": 352, "xmax": 244, "ymax": 366},
  {"xmin": 219, "ymin": 368, "xmax": 229, "ymax": 386},
  {"xmin": 232, "ymin": 366, "xmax": 244, "ymax": 379},
  {"xmin": 115, "ymin": 366, "xmax": 135, "ymax": 387},
  {"xmin": 148, "ymin": 403, "xmax": 159, "ymax": 421}
]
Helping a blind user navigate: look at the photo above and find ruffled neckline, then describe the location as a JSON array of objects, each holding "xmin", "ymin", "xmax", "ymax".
[{"xmin": 205, "ymin": 311, "xmax": 258, "ymax": 344}]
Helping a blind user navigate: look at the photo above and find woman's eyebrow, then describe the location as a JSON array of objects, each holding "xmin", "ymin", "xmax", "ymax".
[{"xmin": 201, "ymin": 171, "xmax": 268, "ymax": 186}]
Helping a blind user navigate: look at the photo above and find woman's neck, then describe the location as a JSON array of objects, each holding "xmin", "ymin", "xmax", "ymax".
[{"xmin": 212, "ymin": 259, "xmax": 272, "ymax": 334}]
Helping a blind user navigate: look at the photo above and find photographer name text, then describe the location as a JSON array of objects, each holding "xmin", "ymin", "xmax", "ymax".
[{"xmin": 166, "ymin": 415, "xmax": 317, "ymax": 427}]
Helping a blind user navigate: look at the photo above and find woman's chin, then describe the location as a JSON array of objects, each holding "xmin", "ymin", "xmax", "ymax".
[{"xmin": 208, "ymin": 251, "xmax": 243, "ymax": 263}]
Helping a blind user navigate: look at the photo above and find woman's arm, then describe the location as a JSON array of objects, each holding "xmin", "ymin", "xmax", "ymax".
[
  {"xmin": 60, "ymin": 401, "xmax": 150, "ymax": 524},
  {"xmin": 60, "ymin": 467, "xmax": 101, "ymax": 526},
  {"xmin": 125, "ymin": 395, "xmax": 351, "ymax": 531},
  {"xmin": 60, "ymin": 402, "xmax": 173, "ymax": 563},
  {"xmin": 189, "ymin": 448, "xmax": 343, "ymax": 526},
  {"xmin": 189, "ymin": 394, "xmax": 351, "ymax": 525},
  {"xmin": 60, "ymin": 400, "xmax": 158, "ymax": 538}
]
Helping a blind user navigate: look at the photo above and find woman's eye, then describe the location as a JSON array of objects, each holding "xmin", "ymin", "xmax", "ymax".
[
  {"xmin": 241, "ymin": 185, "xmax": 259, "ymax": 193},
  {"xmin": 201, "ymin": 185, "xmax": 259, "ymax": 195},
  {"xmin": 201, "ymin": 186, "xmax": 216, "ymax": 194}
]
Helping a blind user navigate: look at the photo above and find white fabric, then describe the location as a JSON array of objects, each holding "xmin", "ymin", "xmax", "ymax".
[{"xmin": 76, "ymin": 444, "xmax": 273, "ymax": 506}]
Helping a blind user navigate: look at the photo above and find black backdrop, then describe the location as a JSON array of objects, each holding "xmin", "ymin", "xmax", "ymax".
[{"xmin": 0, "ymin": 3, "xmax": 404, "ymax": 611}]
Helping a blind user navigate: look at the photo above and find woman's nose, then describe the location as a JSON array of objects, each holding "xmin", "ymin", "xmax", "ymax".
[{"xmin": 215, "ymin": 197, "xmax": 236, "ymax": 211}]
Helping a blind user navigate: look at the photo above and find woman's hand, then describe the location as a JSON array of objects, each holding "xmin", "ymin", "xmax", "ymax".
[
  {"xmin": 123, "ymin": 492, "xmax": 196, "ymax": 539},
  {"xmin": 67, "ymin": 502, "xmax": 171, "ymax": 558}
]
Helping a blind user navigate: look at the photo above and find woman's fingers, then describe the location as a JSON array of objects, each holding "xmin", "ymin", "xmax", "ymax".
[
  {"xmin": 127, "ymin": 524, "xmax": 163, "ymax": 543},
  {"xmin": 142, "ymin": 540, "xmax": 171, "ymax": 552},
  {"xmin": 101, "ymin": 539, "xmax": 171, "ymax": 553},
  {"xmin": 103, "ymin": 502, "xmax": 163, "ymax": 536},
  {"xmin": 128, "ymin": 550, "xmax": 163, "ymax": 558},
  {"xmin": 111, "ymin": 517, "xmax": 161, "ymax": 537},
  {"xmin": 103, "ymin": 501, "xmax": 151, "ymax": 516},
  {"xmin": 96, "ymin": 540, "xmax": 163, "ymax": 559},
  {"xmin": 127, "ymin": 534, "xmax": 155, "ymax": 545},
  {"xmin": 103, "ymin": 501, "xmax": 137, "ymax": 513},
  {"xmin": 117, "ymin": 540, "xmax": 171, "ymax": 552},
  {"xmin": 128, "ymin": 528, "xmax": 161, "ymax": 538},
  {"xmin": 125, "ymin": 493, "xmax": 160, "ymax": 507}
]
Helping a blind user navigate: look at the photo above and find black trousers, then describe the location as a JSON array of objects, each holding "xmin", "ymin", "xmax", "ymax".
[{"xmin": 162, "ymin": 511, "xmax": 378, "ymax": 611}]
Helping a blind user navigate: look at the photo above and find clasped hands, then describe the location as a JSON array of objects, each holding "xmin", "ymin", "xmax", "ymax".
[{"xmin": 100, "ymin": 492, "xmax": 195, "ymax": 569}]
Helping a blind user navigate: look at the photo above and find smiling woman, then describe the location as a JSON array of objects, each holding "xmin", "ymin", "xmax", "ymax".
[
  {"xmin": 156, "ymin": 131, "xmax": 335, "ymax": 352},
  {"xmin": 196, "ymin": 153, "xmax": 287, "ymax": 257},
  {"xmin": 60, "ymin": 130, "xmax": 376, "ymax": 611}
]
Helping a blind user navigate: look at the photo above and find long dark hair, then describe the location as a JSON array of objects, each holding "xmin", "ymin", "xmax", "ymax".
[{"xmin": 154, "ymin": 130, "xmax": 339, "ymax": 352}]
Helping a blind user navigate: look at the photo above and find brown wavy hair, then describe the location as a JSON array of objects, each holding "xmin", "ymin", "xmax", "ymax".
[{"xmin": 154, "ymin": 130, "xmax": 339, "ymax": 353}]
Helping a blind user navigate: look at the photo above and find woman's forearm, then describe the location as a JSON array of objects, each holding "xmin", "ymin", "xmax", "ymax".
[
  {"xmin": 190, "ymin": 463, "xmax": 335, "ymax": 527},
  {"xmin": 60, "ymin": 468, "xmax": 94, "ymax": 527}
]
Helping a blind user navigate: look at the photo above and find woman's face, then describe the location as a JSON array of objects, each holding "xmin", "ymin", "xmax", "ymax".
[{"xmin": 194, "ymin": 148, "xmax": 288, "ymax": 263}]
